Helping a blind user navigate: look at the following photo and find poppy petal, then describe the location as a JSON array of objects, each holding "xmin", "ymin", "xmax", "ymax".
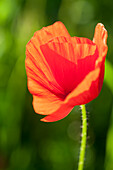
[
  {"xmin": 40, "ymin": 40, "xmax": 98, "ymax": 95},
  {"xmin": 40, "ymin": 104, "xmax": 73, "ymax": 122},
  {"xmin": 93, "ymin": 23, "xmax": 108, "ymax": 65},
  {"xmin": 26, "ymin": 39, "xmax": 65, "ymax": 100},
  {"xmin": 65, "ymin": 68, "xmax": 101, "ymax": 106},
  {"xmin": 30, "ymin": 21, "xmax": 70, "ymax": 47},
  {"xmin": 41, "ymin": 44, "xmax": 77, "ymax": 95},
  {"xmin": 33, "ymin": 94, "xmax": 62, "ymax": 116},
  {"xmin": 28, "ymin": 77, "xmax": 63, "ymax": 115},
  {"xmin": 41, "ymin": 68, "xmax": 101, "ymax": 122},
  {"xmin": 47, "ymin": 35, "xmax": 94, "ymax": 45},
  {"xmin": 25, "ymin": 22, "xmax": 70, "ymax": 99},
  {"xmin": 45, "ymin": 36, "xmax": 96, "ymax": 61},
  {"xmin": 93, "ymin": 23, "xmax": 108, "ymax": 91}
]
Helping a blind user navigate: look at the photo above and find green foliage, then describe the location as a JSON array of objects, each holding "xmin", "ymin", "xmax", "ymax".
[{"xmin": 0, "ymin": 0, "xmax": 113, "ymax": 169}]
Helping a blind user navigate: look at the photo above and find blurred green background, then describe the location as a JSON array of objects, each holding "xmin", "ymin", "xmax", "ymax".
[{"xmin": 0, "ymin": 0, "xmax": 113, "ymax": 169}]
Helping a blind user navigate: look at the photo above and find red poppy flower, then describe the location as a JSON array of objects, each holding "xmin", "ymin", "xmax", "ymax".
[{"xmin": 25, "ymin": 21, "xmax": 108, "ymax": 122}]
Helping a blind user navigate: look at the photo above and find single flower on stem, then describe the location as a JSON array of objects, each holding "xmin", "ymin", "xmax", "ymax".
[
  {"xmin": 25, "ymin": 21, "xmax": 108, "ymax": 122},
  {"xmin": 25, "ymin": 21, "xmax": 108, "ymax": 170}
]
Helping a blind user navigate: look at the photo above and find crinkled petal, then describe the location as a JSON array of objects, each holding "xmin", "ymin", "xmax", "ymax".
[
  {"xmin": 93, "ymin": 23, "xmax": 108, "ymax": 92},
  {"xmin": 33, "ymin": 94, "xmax": 62, "ymax": 116},
  {"xmin": 41, "ymin": 67, "xmax": 101, "ymax": 122},
  {"xmin": 28, "ymin": 77, "xmax": 63, "ymax": 115},
  {"xmin": 41, "ymin": 104, "xmax": 73, "ymax": 122},
  {"xmin": 93, "ymin": 23, "xmax": 108, "ymax": 66},
  {"xmin": 30, "ymin": 21, "xmax": 70, "ymax": 47},
  {"xmin": 48, "ymin": 36, "xmax": 94, "ymax": 45},
  {"xmin": 25, "ymin": 22, "xmax": 71, "ymax": 100},
  {"xmin": 25, "ymin": 49, "xmax": 65, "ymax": 99},
  {"xmin": 40, "ymin": 39, "xmax": 98, "ymax": 95},
  {"xmin": 65, "ymin": 68, "xmax": 101, "ymax": 106},
  {"xmin": 46, "ymin": 36, "xmax": 96, "ymax": 61}
]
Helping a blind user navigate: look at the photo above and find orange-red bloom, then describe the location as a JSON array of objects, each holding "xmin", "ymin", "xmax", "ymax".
[{"xmin": 25, "ymin": 21, "xmax": 108, "ymax": 122}]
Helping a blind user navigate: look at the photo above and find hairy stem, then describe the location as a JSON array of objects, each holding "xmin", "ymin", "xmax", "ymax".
[{"xmin": 78, "ymin": 105, "xmax": 87, "ymax": 170}]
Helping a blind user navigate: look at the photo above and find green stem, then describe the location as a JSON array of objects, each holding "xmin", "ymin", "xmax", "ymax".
[{"xmin": 78, "ymin": 105, "xmax": 87, "ymax": 170}]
